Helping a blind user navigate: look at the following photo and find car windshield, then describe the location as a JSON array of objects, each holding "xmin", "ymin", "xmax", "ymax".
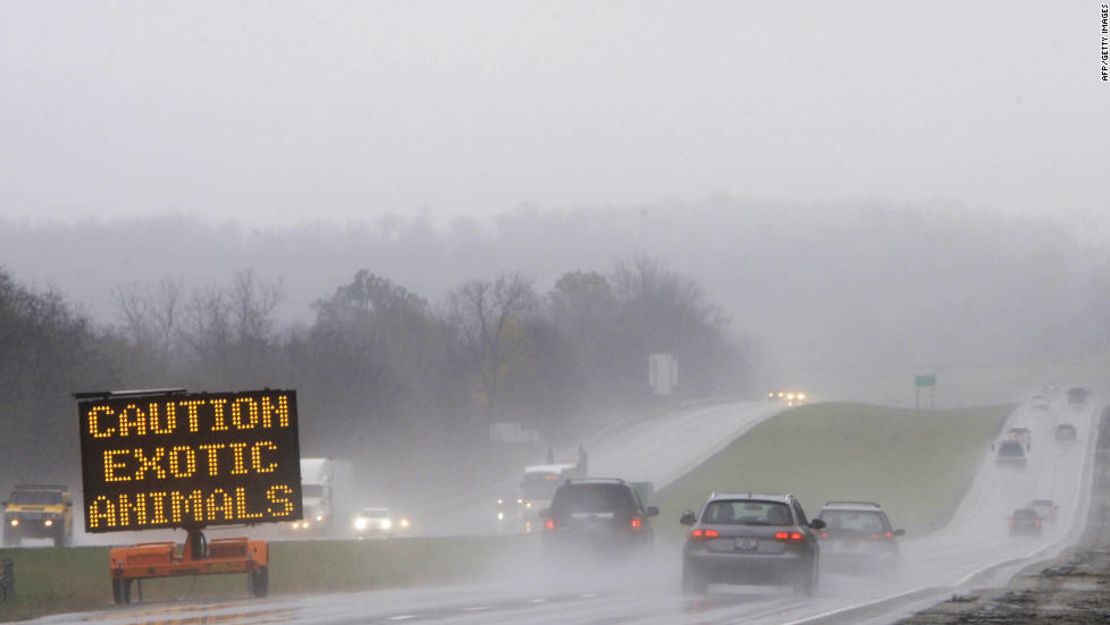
[
  {"xmin": 999, "ymin": 442, "xmax": 1024, "ymax": 457},
  {"xmin": 702, "ymin": 500, "xmax": 793, "ymax": 525},
  {"xmin": 1014, "ymin": 509, "xmax": 1038, "ymax": 519},
  {"xmin": 819, "ymin": 510, "xmax": 889, "ymax": 533},
  {"xmin": 9, "ymin": 490, "xmax": 63, "ymax": 505},
  {"xmin": 1032, "ymin": 500, "xmax": 1053, "ymax": 507},
  {"xmin": 551, "ymin": 484, "xmax": 637, "ymax": 516},
  {"xmin": 362, "ymin": 509, "xmax": 389, "ymax": 518}
]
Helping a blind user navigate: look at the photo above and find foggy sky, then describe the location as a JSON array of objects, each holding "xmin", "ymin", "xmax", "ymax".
[{"xmin": 1, "ymin": 1, "xmax": 1107, "ymax": 227}]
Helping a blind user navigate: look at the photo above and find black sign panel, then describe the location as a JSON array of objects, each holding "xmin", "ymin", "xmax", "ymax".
[{"xmin": 77, "ymin": 389, "xmax": 302, "ymax": 533}]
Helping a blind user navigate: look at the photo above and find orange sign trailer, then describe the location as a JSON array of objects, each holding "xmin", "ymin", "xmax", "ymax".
[
  {"xmin": 76, "ymin": 388, "xmax": 301, "ymax": 608},
  {"xmin": 109, "ymin": 526, "xmax": 269, "ymax": 604}
]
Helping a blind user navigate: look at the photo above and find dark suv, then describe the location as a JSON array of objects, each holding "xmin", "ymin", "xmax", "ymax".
[
  {"xmin": 541, "ymin": 478, "xmax": 658, "ymax": 555},
  {"xmin": 680, "ymin": 493, "xmax": 823, "ymax": 596},
  {"xmin": 815, "ymin": 501, "xmax": 903, "ymax": 576}
]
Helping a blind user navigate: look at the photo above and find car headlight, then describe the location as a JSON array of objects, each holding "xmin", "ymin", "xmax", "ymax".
[
  {"xmin": 797, "ymin": 393, "xmax": 806, "ymax": 401},
  {"xmin": 354, "ymin": 518, "xmax": 369, "ymax": 531},
  {"xmin": 381, "ymin": 518, "xmax": 392, "ymax": 530},
  {"xmin": 44, "ymin": 519, "xmax": 54, "ymax": 527},
  {"xmin": 497, "ymin": 511, "xmax": 505, "ymax": 521},
  {"xmin": 9, "ymin": 518, "xmax": 19, "ymax": 527},
  {"xmin": 315, "ymin": 514, "xmax": 325, "ymax": 522},
  {"xmin": 525, "ymin": 501, "xmax": 533, "ymax": 509},
  {"xmin": 497, "ymin": 498, "xmax": 503, "ymax": 505},
  {"xmin": 399, "ymin": 517, "xmax": 410, "ymax": 529}
]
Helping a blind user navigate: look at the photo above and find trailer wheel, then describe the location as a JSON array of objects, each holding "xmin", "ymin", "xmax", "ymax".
[
  {"xmin": 111, "ymin": 578, "xmax": 132, "ymax": 605},
  {"xmin": 250, "ymin": 566, "xmax": 269, "ymax": 598}
]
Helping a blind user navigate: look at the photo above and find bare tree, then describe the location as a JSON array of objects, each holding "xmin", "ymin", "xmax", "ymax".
[
  {"xmin": 448, "ymin": 273, "xmax": 537, "ymax": 421},
  {"xmin": 229, "ymin": 270, "xmax": 282, "ymax": 345},
  {"xmin": 112, "ymin": 277, "xmax": 184, "ymax": 368}
]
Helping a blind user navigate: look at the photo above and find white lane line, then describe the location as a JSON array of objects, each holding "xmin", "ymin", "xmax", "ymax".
[
  {"xmin": 463, "ymin": 606, "xmax": 490, "ymax": 612},
  {"xmin": 952, "ymin": 542, "xmax": 1056, "ymax": 587},
  {"xmin": 388, "ymin": 615, "xmax": 417, "ymax": 621},
  {"xmin": 579, "ymin": 593, "xmax": 598, "ymax": 598},
  {"xmin": 776, "ymin": 586, "xmax": 929, "ymax": 625},
  {"xmin": 527, "ymin": 598, "xmax": 546, "ymax": 604}
]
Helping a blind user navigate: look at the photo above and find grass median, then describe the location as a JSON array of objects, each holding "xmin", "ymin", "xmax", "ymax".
[
  {"xmin": 655, "ymin": 402, "xmax": 1011, "ymax": 539},
  {"xmin": 0, "ymin": 535, "xmax": 529, "ymax": 622}
]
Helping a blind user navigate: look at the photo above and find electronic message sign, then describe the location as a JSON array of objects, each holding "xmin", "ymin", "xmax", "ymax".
[{"xmin": 77, "ymin": 389, "xmax": 302, "ymax": 533}]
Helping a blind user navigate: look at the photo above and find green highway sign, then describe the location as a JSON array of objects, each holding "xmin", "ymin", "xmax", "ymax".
[{"xmin": 915, "ymin": 375, "xmax": 936, "ymax": 387}]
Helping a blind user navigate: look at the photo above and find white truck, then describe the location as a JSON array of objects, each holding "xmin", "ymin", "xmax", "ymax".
[{"xmin": 288, "ymin": 457, "xmax": 354, "ymax": 536}]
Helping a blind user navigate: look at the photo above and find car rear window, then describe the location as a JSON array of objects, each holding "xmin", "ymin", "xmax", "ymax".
[
  {"xmin": 551, "ymin": 484, "xmax": 638, "ymax": 517},
  {"xmin": 701, "ymin": 500, "xmax": 793, "ymax": 525},
  {"xmin": 818, "ymin": 510, "xmax": 889, "ymax": 533},
  {"xmin": 1013, "ymin": 509, "xmax": 1038, "ymax": 519},
  {"xmin": 999, "ymin": 441, "xmax": 1024, "ymax": 456}
]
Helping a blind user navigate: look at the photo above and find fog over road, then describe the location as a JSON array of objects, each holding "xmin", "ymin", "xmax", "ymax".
[
  {"xmin": 438, "ymin": 400, "xmax": 787, "ymax": 536},
  {"xmin": 34, "ymin": 397, "xmax": 1098, "ymax": 625}
]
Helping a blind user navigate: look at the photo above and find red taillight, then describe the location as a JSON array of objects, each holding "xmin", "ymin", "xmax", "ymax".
[
  {"xmin": 773, "ymin": 531, "xmax": 805, "ymax": 542},
  {"xmin": 630, "ymin": 517, "xmax": 644, "ymax": 530},
  {"xmin": 544, "ymin": 518, "xmax": 555, "ymax": 531},
  {"xmin": 818, "ymin": 531, "xmax": 829, "ymax": 539},
  {"xmin": 690, "ymin": 528, "xmax": 720, "ymax": 540},
  {"xmin": 1034, "ymin": 520, "xmax": 1042, "ymax": 528},
  {"xmin": 871, "ymin": 531, "xmax": 894, "ymax": 540}
]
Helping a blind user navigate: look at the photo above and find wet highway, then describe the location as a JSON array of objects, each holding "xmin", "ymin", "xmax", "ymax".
[{"xmin": 35, "ymin": 397, "xmax": 1099, "ymax": 625}]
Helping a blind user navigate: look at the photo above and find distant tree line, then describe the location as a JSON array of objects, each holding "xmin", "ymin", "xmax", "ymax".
[{"xmin": 0, "ymin": 259, "xmax": 751, "ymax": 488}]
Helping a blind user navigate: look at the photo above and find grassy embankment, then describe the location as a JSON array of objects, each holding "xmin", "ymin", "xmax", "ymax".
[
  {"xmin": 0, "ymin": 535, "xmax": 526, "ymax": 622},
  {"xmin": 655, "ymin": 402, "xmax": 1011, "ymax": 538}
]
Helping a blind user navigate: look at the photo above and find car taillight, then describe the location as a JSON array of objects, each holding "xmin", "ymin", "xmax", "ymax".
[
  {"xmin": 544, "ymin": 518, "xmax": 555, "ymax": 531},
  {"xmin": 818, "ymin": 531, "xmax": 829, "ymax": 539},
  {"xmin": 871, "ymin": 531, "xmax": 894, "ymax": 540},
  {"xmin": 773, "ymin": 531, "xmax": 805, "ymax": 542},
  {"xmin": 1034, "ymin": 520, "xmax": 1042, "ymax": 528},
  {"xmin": 630, "ymin": 517, "xmax": 644, "ymax": 530},
  {"xmin": 690, "ymin": 528, "xmax": 720, "ymax": 540}
]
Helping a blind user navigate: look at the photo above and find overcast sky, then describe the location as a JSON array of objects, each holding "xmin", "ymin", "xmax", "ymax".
[{"xmin": 1, "ymin": 1, "xmax": 1107, "ymax": 227}]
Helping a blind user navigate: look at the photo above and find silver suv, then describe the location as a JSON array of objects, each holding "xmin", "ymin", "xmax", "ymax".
[
  {"xmin": 815, "ymin": 501, "xmax": 903, "ymax": 576},
  {"xmin": 680, "ymin": 493, "xmax": 824, "ymax": 596}
]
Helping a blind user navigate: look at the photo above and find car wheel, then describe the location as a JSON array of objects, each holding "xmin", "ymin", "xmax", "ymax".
[
  {"xmin": 250, "ymin": 566, "xmax": 269, "ymax": 598},
  {"xmin": 881, "ymin": 557, "xmax": 899, "ymax": 579},
  {"xmin": 794, "ymin": 563, "xmax": 818, "ymax": 598},
  {"xmin": 112, "ymin": 578, "xmax": 132, "ymax": 604},
  {"xmin": 682, "ymin": 562, "xmax": 709, "ymax": 596}
]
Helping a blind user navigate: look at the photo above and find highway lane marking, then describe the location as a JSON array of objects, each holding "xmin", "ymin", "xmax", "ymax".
[
  {"xmin": 579, "ymin": 593, "xmax": 598, "ymax": 598},
  {"xmin": 463, "ymin": 606, "xmax": 490, "ymax": 612},
  {"xmin": 775, "ymin": 586, "xmax": 929, "ymax": 625},
  {"xmin": 953, "ymin": 543, "xmax": 1056, "ymax": 587},
  {"xmin": 387, "ymin": 615, "xmax": 417, "ymax": 621},
  {"xmin": 527, "ymin": 598, "xmax": 546, "ymax": 604}
]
